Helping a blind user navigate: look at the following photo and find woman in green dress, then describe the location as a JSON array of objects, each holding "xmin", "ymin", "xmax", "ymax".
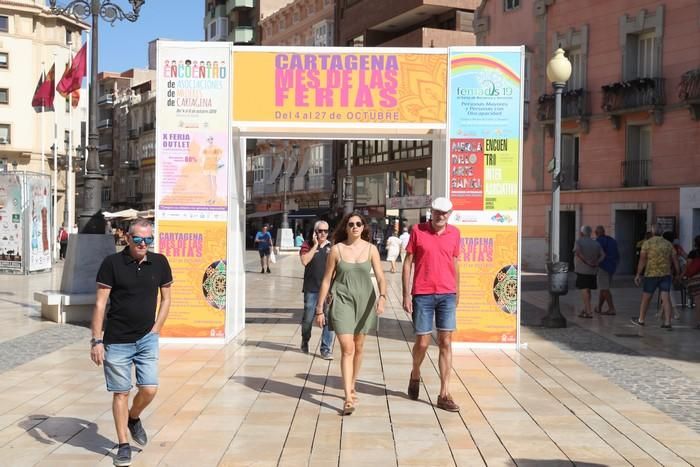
[{"xmin": 315, "ymin": 212, "xmax": 387, "ymax": 415}]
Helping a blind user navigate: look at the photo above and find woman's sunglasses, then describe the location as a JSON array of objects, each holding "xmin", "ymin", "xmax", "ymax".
[
  {"xmin": 131, "ymin": 236, "xmax": 154, "ymax": 245},
  {"xmin": 347, "ymin": 222, "xmax": 363, "ymax": 228},
  {"xmin": 316, "ymin": 229, "xmax": 328, "ymax": 234}
]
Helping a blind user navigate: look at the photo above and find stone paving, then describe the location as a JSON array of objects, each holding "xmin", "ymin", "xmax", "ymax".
[{"xmin": 0, "ymin": 253, "xmax": 699, "ymax": 465}]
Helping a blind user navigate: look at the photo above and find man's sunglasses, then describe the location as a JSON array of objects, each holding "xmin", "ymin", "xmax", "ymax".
[
  {"xmin": 347, "ymin": 222, "xmax": 363, "ymax": 228},
  {"xmin": 131, "ymin": 236, "xmax": 154, "ymax": 245},
  {"xmin": 316, "ymin": 229, "xmax": 328, "ymax": 234}
]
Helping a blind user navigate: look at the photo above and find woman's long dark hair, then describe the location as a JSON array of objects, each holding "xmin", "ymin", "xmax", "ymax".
[{"xmin": 332, "ymin": 212, "xmax": 370, "ymax": 244}]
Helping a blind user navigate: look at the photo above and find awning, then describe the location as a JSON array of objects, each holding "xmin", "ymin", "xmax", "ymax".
[
  {"xmin": 103, "ymin": 208, "xmax": 139, "ymax": 220},
  {"xmin": 288, "ymin": 208, "xmax": 329, "ymax": 219},
  {"xmin": 247, "ymin": 210, "xmax": 283, "ymax": 219}
]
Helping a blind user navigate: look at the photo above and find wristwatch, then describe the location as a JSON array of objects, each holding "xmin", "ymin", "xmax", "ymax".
[{"xmin": 90, "ymin": 337, "xmax": 103, "ymax": 347}]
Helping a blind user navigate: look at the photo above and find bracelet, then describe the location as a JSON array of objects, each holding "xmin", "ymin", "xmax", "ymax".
[
  {"xmin": 315, "ymin": 312, "xmax": 324, "ymax": 316},
  {"xmin": 379, "ymin": 294, "xmax": 387, "ymax": 299}
]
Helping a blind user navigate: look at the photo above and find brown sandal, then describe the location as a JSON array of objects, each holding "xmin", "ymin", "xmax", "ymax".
[
  {"xmin": 343, "ymin": 400, "xmax": 355, "ymax": 416},
  {"xmin": 408, "ymin": 375, "xmax": 420, "ymax": 400}
]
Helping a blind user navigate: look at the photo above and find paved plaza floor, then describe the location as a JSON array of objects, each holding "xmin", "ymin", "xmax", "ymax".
[{"xmin": 0, "ymin": 252, "xmax": 699, "ymax": 466}]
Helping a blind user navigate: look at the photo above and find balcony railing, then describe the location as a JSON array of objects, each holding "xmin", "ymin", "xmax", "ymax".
[
  {"xmin": 97, "ymin": 119, "xmax": 112, "ymax": 129},
  {"xmin": 227, "ymin": 0, "xmax": 253, "ymax": 11},
  {"xmin": 679, "ymin": 68, "xmax": 700, "ymax": 120},
  {"xmin": 601, "ymin": 78, "xmax": 665, "ymax": 113},
  {"xmin": 128, "ymin": 128, "xmax": 140, "ymax": 139},
  {"xmin": 621, "ymin": 159, "xmax": 651, "ymax": 187},
  {"xmin": 231, "ymin": 26, "xmax": 254, "ymax": 44},
  {"xmin": 536, "ymin": 89, "xmax": 588, "ymax": 122},
  {"xmin": 97, "ymin": 94, "xmax": 114, "ymax": 106},
  {"xmin": 142, "ymin": 122, "xmax": 155, "ymax": 133}
]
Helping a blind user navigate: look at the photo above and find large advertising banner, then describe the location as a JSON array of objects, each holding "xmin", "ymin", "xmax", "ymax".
[
  {"xmin": 232, "ymin": 48, "xmax": 447, "ymax": 127},
  {"xmin": 156, "ymin": 42, "xmax": 230, "ymax": 220},
  {"xmin": 26, "ymin": 174, "xmax": 52, "ymax": 272},
  {"xmin": 157, "ymin": 220, "xmax": 227, "ymax": 338},
  {"xmin": 447, "ymin": 48, "xmax": 523, "ymax": 346},
  {"xmin": 0, "ymin": 174, "xmax": 23, "ymax": 271},
  {"xmin": 156, "ymin": 41, "xmax": 231, "ymax": 340}
]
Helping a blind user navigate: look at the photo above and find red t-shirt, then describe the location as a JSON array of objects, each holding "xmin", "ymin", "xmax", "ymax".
[{"xmin": 406, "ymin": 222, "xmax": 460, "ymax": 295}]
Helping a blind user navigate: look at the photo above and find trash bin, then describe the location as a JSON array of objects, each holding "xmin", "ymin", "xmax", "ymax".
[{"xmin": 547, "ymin": 261, "xmax": 569, "ymax": 295}]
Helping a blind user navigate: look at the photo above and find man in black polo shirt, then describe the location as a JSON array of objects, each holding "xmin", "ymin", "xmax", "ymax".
[
  {"xmin": 299, "ymin": 219, "xmax": 334, "ymax": 359},
  {"xmin": 90, "ymin": 218, "xmax": 172, "ymax": 467}
]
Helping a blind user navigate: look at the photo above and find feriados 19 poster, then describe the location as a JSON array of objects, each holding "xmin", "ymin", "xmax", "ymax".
[{"xmin": 447, "ymin": 47, "xmax": 524, "ymax": 346}]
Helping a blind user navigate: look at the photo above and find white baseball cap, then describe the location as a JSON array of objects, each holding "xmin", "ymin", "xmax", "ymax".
[{"xmin": 431, "ymin": 197, "xmax": 453, "ymax": 212}]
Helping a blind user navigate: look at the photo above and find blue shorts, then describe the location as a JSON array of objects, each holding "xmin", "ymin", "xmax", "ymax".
[
  {"xmin": 258, "ymin": 248, "xmax": 270, "ymax": 258},
  {"xmin": 104, "ymin": 332, "xmax": 159, "ymax": 393},
  {"xmin": 412, "ymin": 294, "xmax": 457, "ymax": 335},
  {"xmin": 643, "ymin": 275, "xmax": 672, "ymax": 294}
]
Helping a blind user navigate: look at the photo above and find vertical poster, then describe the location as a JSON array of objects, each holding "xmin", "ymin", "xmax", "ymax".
[
  {"xmin": 158, "ymin": 220, "xmax": 227, "ymax": 337},
  {"xmin": 156, "ymin": 41, "xmax": 231, "ymax": 340},
  {"xmin": 447, "ymin": 48, "xmax": 523, "ymax": 345},
  {"xmin": 26, "ymin": 174, "xmax": 52, "ymax": 272},
  {"xmin": 0, "ymin": 174, "xmax": 23, "ymax": 271}
]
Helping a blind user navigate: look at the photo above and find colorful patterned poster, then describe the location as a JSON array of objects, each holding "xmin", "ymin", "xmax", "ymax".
[
  {"xmin": 0, "ymin": 174, "xmax": 23, "ymax": 271},
  {"xmin": 155, "ymin": 41, "xmax": 232, "ymax": 340},
  {"xmin": 450, "ymin": 138, "xmax": 484, "ymax": 210},
  {"xmin": 156, "ymin": 42, "xmax": 230, "ymax": 220},
  {"xmin": 158, "ymin": 220, "xmax": 227, "ymax": 338},
  {"xmin": 447, "ymin": 47, "xmax": 523, "ymax": 346},
  {"xmin": 232, "ymin": 49, "xmax": 447, "ymax": 126},
  {"xmin": 454, "ymin": 225, "xmax": 518, "ymax": 344},
  {"xmin": 26, "ymin": 174, "xmax": 52, "ymax": 272}
]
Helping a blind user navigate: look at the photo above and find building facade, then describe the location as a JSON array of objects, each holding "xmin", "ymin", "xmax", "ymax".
[
  {"xmin": 204, "ymin": 0, "xmax": 291, "ymax": 43},
  {"xmin": 0, "ymin": 0, "xmax": 88, "ymax": 230},
  {"xmin": 95, "ymin": 68, "xmax": 156, "ymax": 213},
  {"xmin": 248, "ymin": 0, "xmax": 336, "ymax": 238},
  {"xmin": 336, "ymin": 0, "xmax": 478, "ymax": 238},
  {"xmin": 476, "ymin": 0, "xmax": 700, "ymax": 272}
]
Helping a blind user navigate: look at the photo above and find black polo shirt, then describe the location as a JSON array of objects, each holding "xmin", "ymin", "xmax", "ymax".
[
  {"xmin": 96, "ymin": 249, "xmax": 173, "ymax": 344},
  {"xmin": 300, "ymin": 241, "xmax": 331, "ymax": 293}
]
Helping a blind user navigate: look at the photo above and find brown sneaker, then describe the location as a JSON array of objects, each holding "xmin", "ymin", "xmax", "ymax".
[
  {"xmin": 407, "ymin": 376, "xmax": 420, "ymax": 400},
  {"xmin": 437, "ymin": 395, "xmax": 460, "ymax": 412}
]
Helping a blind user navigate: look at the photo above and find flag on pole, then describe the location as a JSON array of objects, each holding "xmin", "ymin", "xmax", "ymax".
[
  {"xmin": 57, "ymin": 43, "xmax": 87, "ymax": 101},
  {"xmin": 60, "ymin": 62, "xmax": 82, "ymax": 108},
  {"xmin": 32, "ymin": 64, "xmax": 55, "ymax": 111}
]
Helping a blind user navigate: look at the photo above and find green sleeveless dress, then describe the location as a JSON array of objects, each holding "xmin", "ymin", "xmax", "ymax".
[{"xmin": 330, "ymin": 244, "xmax": 377, "ymax": 335}]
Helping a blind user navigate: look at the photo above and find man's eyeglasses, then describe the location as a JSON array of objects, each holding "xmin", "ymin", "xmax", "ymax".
[
  {"xmin": 316, "ymin": 229, "xmax": 328, "ymax": 234},
  {"xmin": 431, "ymin": 210, "xmax": 450, "ymax": 217},
  {"xmin": 347, "ymin": 221, "xmax": 363, "ymax": 228},
  {"xmin": 131, "ymin": 236, "xmax": 154, "ymax": 245}
]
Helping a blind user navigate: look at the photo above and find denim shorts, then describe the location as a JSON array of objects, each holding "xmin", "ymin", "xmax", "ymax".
[
  {"xmin": 412, "ymin": 294, "xmax": 457, "ymax": 335},
  {"xmin": 104, "ymin": 332, "xmax": 159, "ymax": 393},
  {"xmin": 643, "ymin": 275, "xmax": 672, "ymax": 294}
]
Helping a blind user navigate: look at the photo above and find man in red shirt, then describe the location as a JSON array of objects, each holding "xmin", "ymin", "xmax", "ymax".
[{"xmin": 402, "ymin": 197, "xmax": 461, "ymax": 412}]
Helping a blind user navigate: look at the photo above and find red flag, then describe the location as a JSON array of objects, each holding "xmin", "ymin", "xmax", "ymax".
[
  {"xmin": 57, "ymin": 43, "xmax": 87, "ymax": 98},
  {"xmin": 60, "ymin": 62, "xmax": 81, "ymax": 108},
  {"xmin": 32, "ymin": 64, "xmax": 55, "ymax": 111}
]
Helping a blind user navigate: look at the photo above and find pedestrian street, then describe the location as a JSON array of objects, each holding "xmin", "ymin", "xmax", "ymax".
[{"xmin": 0, "ymin": 253, "xmax": 699, "ymax": 466}]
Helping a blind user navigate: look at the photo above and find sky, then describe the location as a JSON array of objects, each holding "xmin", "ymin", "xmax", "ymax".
[{"xmin": 97, "ymin": 0, "xmax": 204, "ymax": 72}]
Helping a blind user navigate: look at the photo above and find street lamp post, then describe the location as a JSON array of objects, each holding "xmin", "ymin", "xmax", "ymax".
[
  {"xmin": 343, "ymin": 142, "xmax": 353, "ymax": 215},
  {"xmin": 48, "ymin": 0, "xmax": 145, "ymax": 230},
  {"xmin": 542, "ymin": 48, "xmax": 572, "ymax": 328}
]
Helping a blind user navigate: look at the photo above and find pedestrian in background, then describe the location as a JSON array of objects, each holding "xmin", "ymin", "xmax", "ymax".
[
  {"xmin": 90, "ymin": 218, "xmax": 173, "ymax": 466},
  {"xmin": 57, "ymin": 223, "xmax": 69, "ymax": 260},
  {"xmin": 682, "ymin": 235, "xmax": 700, "ymax": 328},
  {"xmin": 299, "ymin": 220, "xmax": 334, "ymax": 359},
  {"xmin": 402, "ymin": 197, "xmax": 461, "ymax": 412},
  {"xmin": 315, "ymin": 212, "xmax": 387, "ymax": 415},
  {"xmin": 574, "ymin": 225, "xmax": 605, "ymax": 319},
  {"xmin": 631, "ymin": 225, "xmax": 679, "ymax": 329},
  {"xmin": 385, "ymin": 231, "xmax": 401, "ymax": 273},
  {"xmin": 594, "ymin": 225, "xmax": 619, "ymax": 315},
  {"xmin": 254, "ymin": 224, "xmax": 274, "ymax": 274}
]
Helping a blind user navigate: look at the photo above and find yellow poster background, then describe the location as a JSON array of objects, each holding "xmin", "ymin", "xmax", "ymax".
[
  {"xmin": 455, "ymin": 225, "xmax": 518, "ymax": 343},
  {"xmin": 159, "ymin": 220, "xmax": 227, "ymax": 338},
  {"xmin": 232, "ymin": 51, "xmax": 447, "ymax": 124}
]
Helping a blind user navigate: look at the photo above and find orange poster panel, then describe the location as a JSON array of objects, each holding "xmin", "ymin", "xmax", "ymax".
[
  {"xmin": 232, "ymin": 50, "xmax": 447, "ymax": 125},
  {"xmin": 158, "ymin": 220, "xmax": 227, "ymax": 338},
  {"xmin": 454, "ymin": 225, "xmax": 518, "ymax": 344}
]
